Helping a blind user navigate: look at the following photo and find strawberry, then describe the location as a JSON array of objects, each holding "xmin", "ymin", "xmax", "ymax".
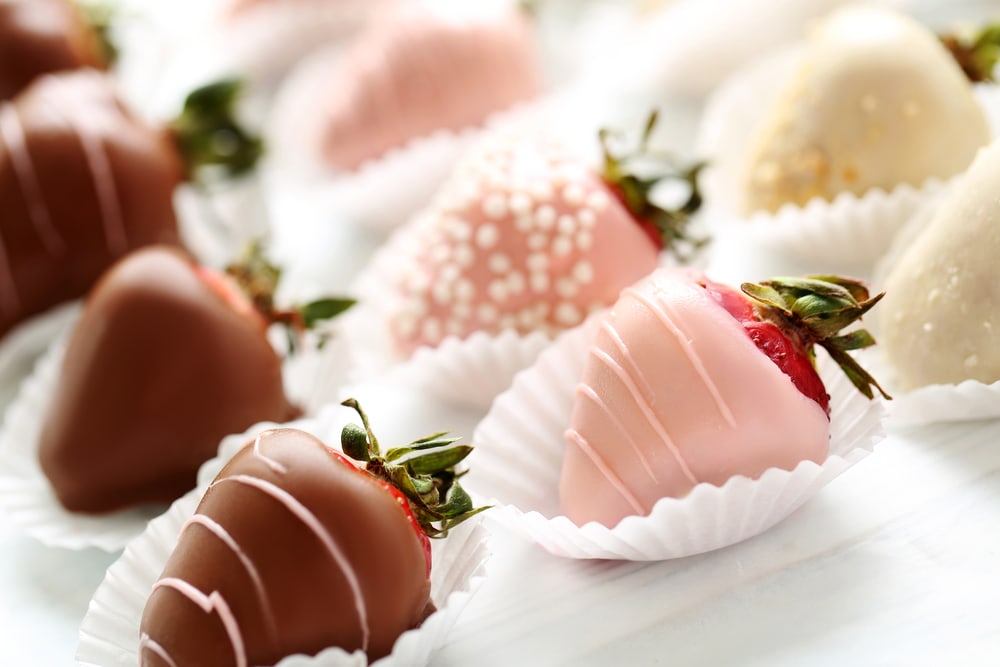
[
  {"xmin": 0, "ymin": 70, "xmax": 262, "ymax": 338},
  {"xmin": 741, "ymin": 4, "xmax": 989, "ymax": 214},
  {"xmin": 38, "ymin": 244, "xmax": 353, "ymax": 514},
  {"xmin": 388, "ymin": 113, "xmax": 704, "ymax": 356},
  {"xmin": 0, "ymin": 0, "xmax": 109, "ymax": 101},
  {"xmin": 138, "ymin": 400, "xmax": 484, "ymax": 666},
  {"xmin": 306, "ymin": 0, "xmax": 542, "ymax": 171},
  {"xmin": 559, "ymin": 267, "xmax": 888, "ymax": 527}
]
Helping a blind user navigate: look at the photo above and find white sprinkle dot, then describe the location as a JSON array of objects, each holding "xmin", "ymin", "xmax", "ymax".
[
  {"xmin": 530, "ymin": 272, "xmax": 550, "ymax": 293},
  {"xmin": 447, "ymin": 218, "xmax": 472, "ymax": 241},
  {"xmin": 517, "ymin": 309, "xmax": 539, "ymax": 330},
  {"xmin": 488, "ymin": 280, "xmax": 509, "ymax": 303},
  {"xmin": 478, "ymin": 303, "xmax": 498, "ymax": 324},
  {"xmin": 394, "ymin": 315, "xmax": 417, "ymax": 338},
  {"xmin": 483, "ymin": 193, "xmax": 508, "ymax": 219},
  {"xmin": 535, "ymin": 205, "xmax": 557, "ymax": 229},
  {"xmin": 556, "ymin": 278, "xmax": 578, "ymax": 298},
  {"xmin": 432, "ymin": 244, "xmax": 451, "ymax": 264},
  {"xmin": 440, "ymin": 264, "xmax": 460, "ymax": 283},
  {"xmin": 557, "ymin": 214, "xmax": 577, "ymax": 236},
  {"xmin": 453, "ymin": 302, "xmax": 472, "ymax": 320},
  {"xmin": 562, "ymin": 184, "xmax": 585, "ymax": 206},
  {"xmin": 446, "ymin": 319, "xmax": 465, "ymax": 336},
  {"xmin": 507, "ymin": 271, "xmax": 526, "ymax": 294},
  {"xmin": 573, "ymin": 260, "xmax": 594, "ymax": 284},
  {"xmin": 453, "ymin": 244, "xmax": 474, "ymax": 267},
  {"xmin": 454, "ymin": 279, "xmax": 475, "ymax": 302},
  {"xmin": 530, "ymin": 183, "xmax": 553, "ymax": 201},
  {"xmin": 586, "ymin": 190, "xmax": 610, "ymax": 212},
  {"xmin": 499, "ymin": 314, "xmax": 517, "ymax": 330},
  {"xmin": 577, "ymin": 230, "xmax": 593, "ymax": 250},
  {"xmin": 515, "ymin": 214, "xmax": 533, "ymax": 232},
  {"xmin": 527, "ymin": 252, "xmax": 549, "ymax": 272},
  {"xmin": 578, "ymin": 209, "xmax": 596, "ymax": 228},
  {"xmin": 510, "ymin": 192, "xmax": 532, "ymax": 216},
  {"xmin": 553, "ymin": 237, "xmax": 573, "ymax": 256},
  {"xmin": 476, "ymin": 223, "xmax": 500, "ymax": 249},
  {"xmin": 422, "ymin": 318, "xmax": 442, "ymax": 343},
  {"xmin": 432, "ymin": 282, "xmax": 452, "ymax": 305},
  {"xmin": 489, "ymin": 253, "xmax": 512, "ymax": 273},
  {"xmin": 555, "ymin": 302, "xmax": 582, "ymax": 326}
]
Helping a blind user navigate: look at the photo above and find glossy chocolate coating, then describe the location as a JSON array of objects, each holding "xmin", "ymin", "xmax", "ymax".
[
  {"xmin": 0, "ymin": 69, "xmax": 182, "ymax": 338},
  {"xmin": 139, "ymin": 428, "xmax": 433, "ymax": 666},
  {"xmin": 38, "ymin": 246, "xmax": 298, "ymax": 514},
  {"xmin": 0, "ymin": 0, "xmax": 106, "ymax": 101}
]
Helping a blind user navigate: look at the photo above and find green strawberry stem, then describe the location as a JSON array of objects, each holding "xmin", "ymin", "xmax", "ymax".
[
  {"xmin": 941, "ymin": 23, "xmax": 1000, "ymax": 83},
  {"xmin": 740, "ymin": 276, "xmax": 892, "ymax": 401},
  {"xmin": 77, "ymin": 1, "xmax": 118, "ymax": 65},
  {"xmin": 340, "ymin": 399, "xmax": 489, "ymax": 539},
  {"xmin": 169, "ymin": 79, "xmax": 263, "ymax": 181},
  {"xmin": 599, "ymin": 109, "xmax": 707, "ymax": 259},
  {"xmin": 225, "ymin": 240, "xmax": 355, "ymax": 353}
]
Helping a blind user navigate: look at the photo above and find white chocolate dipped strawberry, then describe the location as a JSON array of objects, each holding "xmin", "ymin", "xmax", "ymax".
[
  {"xmin": 560, "ymin": 268, "xmax": 888, "ymax": 528},
  {"xmin": 387, "ymin": 117, "xmax": 704, "ymax": 358},
  {"xmin": 879, "ymin": 138, "xmax": 1000, "ymax": 390},
  {"xmin": 741, "ymin": 4, "xmax": 990, "ymax": 214}
]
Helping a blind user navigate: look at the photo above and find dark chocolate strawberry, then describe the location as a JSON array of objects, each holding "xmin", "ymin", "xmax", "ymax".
[
  {"xmin": 38, "ymin": 244, "xmax": 352, "ymax": 514},
  {"xmin": 0, "ymin": 69, "xmax": 262, "ymax": 339},
  {"xmin": 138, "ymin": 402, "xmax": 484, "ymax": 666},
  {"xmin": 0, "ymin": 0, "xmax": 108, "ymax": 101}
]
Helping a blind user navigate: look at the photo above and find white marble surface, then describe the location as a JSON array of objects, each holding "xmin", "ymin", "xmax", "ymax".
[{"xmin": 3, "ymin": 0, "xmax": 1000, "ymax": 665}]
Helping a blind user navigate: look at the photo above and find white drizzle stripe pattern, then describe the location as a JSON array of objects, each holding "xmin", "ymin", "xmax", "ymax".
[
  {"xmin": 591, "ymin": 345, "xmax": 699, "ymax": 486},
  {"xmin": 628, "ymin": 286, "xmax": 738, "ymax": 429},
  {"xmin": 137, "ymin": 636, "xmax": 180, "ymax": 667},
  {"xmin": 181, "ymin": 514, "xmax": 280, "ymax": 651},
  {"xmin": 137, "ymin": 636, "xmax": 179, "ymax": 667},
  {"xmin": 213, "ymin": 474, "xmax": 372, "ymax": 652},
  {"xmin": 0, "ymin": 104, "xmax": 64, "ymax": 255},
  {"xmin": 40, "ymin": 77, "xmax": 128, "ymax": 257},
  {"xmin": 152, "ymin": 578, "xmax": 248, "ymax": 667},
  {"xmin": 564, "ymin": 429, "xmax": 645, "ymax": 516},
  {"xmin": 574, "ymin": 382, "xmax": 660, "ymax": 485},
  {"xmin": 252, "ymin": 433, "xmax": 289, "ymax": 474}
]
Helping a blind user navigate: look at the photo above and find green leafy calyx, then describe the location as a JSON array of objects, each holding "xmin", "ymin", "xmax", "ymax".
[{"xmin": 740, "ymin": 275, "xmax": 892, "ymax": 401}]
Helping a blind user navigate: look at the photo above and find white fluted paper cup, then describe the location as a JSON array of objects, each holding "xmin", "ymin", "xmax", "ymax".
[
  {"xmin": 466, "ymin": 316, "xmax": 886, "ymax": 560},
  {"xmin": 75, "ymin": 404, "xmax": 491, "ymax": 667},
  {"xmin": 696, "ymin": 44, "xmax": 999, "ymax": 272}
]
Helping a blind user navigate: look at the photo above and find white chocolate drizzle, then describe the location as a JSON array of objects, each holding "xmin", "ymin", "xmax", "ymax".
[
  {"xmin": 0, "ymin": 104, "xmax": 63, "ymax": 255},
  {"xmin": 40, "ymin": 75, "xmax": 128, "ymax": 257},
  {"xmin": 213, "ymin": 473, "xmax": 372, "ymax": 652},
  {"xmin": 137, "ymin": 635, "xmax": 179, "ymax": 667},
  {"xmin": 181, "ymin": 513, "xmax": 280, "ymax": 651},
  {"xmin": 152, "ymin": 577, "xmax": 248, "ymax": 667}
]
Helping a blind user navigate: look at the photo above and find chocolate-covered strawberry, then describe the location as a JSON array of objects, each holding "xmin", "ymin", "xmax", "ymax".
[
  {"xmin": 0, "ymin": 0, "xmax": 109, "ymax": 101},
  {"xmin": 38, "ymin": 244, "xmax": 352, "ymax": 514},
  {"xmin": 560, "ymin": 268, "xmax": 889, "ymax": 527},
  {"xmin": 389, "ymin": 114, "xmax": 704, "ymax": 355},
  {"xmin": 139, "ymin": 401, "xmax": 485, "ymax": 666},
  {"xmin": 0, "ymin": 69, "xmax": 261, "ymax": 338}
]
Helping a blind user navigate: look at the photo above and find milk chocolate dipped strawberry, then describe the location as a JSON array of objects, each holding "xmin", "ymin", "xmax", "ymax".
[
  {"xmin": 560, "ymin": 268, "xmax": 888, "ymax": 527},
  {"xmin": 879, "ymin": 138, "xmax": 1000, "ymax": 390},
  {"xmin": 139, "ymin": 401, "xmax": 484, "ymax": 666},
  {"xmin": 388, "ymin": 116, "xmax": 704, "ymax": 357},
  {"xmin": 0, "ymin": 70, "xmax": 261, "ymax": 339},
  {"xmin": 0, "ymin": 0, "xmax": 109, "ymax": 101},
  {"xmin": 309, "ymin": 0, "xmax": 542, "ymax": 171},
  {"xmin": 38, "ymin": 245, "xmax": 352, "ymax": 514},
  {"xmin": 741, "ymin": 4, "xmax": 989, "ymax": 214}
]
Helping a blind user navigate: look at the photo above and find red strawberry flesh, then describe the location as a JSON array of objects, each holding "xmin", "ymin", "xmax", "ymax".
[{"xmin": 698, "ymin": 277, "xmax": 830, "ymax": 414}]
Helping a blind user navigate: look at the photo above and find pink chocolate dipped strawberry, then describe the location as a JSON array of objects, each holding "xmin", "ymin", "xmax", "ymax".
[
  {"xmin": 560, "ymin": 268, "xmax": 888, "ymax": 527},
  {"xmin": 138, "ymin": 400, "xmax": 484, "ymax": 666},
  {"xmin": 0, "ymin": 70, "xmax": 261, "ymax": 339},
  {"xmin": 388, "ymin": 116, "xmax": 704, "ymax": 357},
  {"xmin": 38, "ymin": 244, "xmax": 352, "ymax": 514},
  {"xmin": 310, "ymin": 0, "xmax": 542, "ymax": 171},
  {"xmin": 0, "ymin": 0, "xmax": 109, "ymax": 101}
]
